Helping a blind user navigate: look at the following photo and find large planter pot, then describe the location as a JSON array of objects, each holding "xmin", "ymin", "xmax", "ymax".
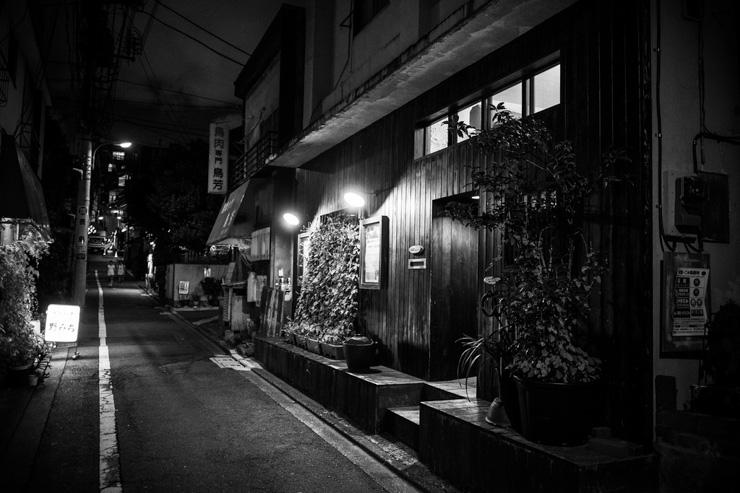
[
  {"xmin": 343, "ymin": 339, "xmax": 375, "ymax": 371},
  {"xmin": 320, "ymin": 342, "xmax": 345, "ymax": 360},
  {"xmin": 294, "ymin": 334, "xmax": 307, "ymax": 349},
  {"xmin": 514, "ymin": 375, "xmax": 602, "ymax": 446},
  {"xmin": 7, "ymin": 363, "xmax": 34, "ymax": 387},
  {"xmin": 496, "ymin": 371, "xmax": 522, "ymax": 431},
  {"xmin": 306, "ymin": 337, "xmax": 321, "ymax": 355}
]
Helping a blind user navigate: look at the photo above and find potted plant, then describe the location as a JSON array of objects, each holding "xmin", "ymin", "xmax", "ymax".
[
  {"xmin": 692, "ymin": 300, "xmax": 740, "ymax": 417},
  {"xmin": 0, "ymin": 228, "xmax": 50, "ymax": 386},
  {"xmin": 344, "ymin": 336, "xmax": 376, "ymax": 371},
  {"xmin": 451, "ymin": 107, "xmax": 608, "ymax": 445},
  {"xmin": 290, "ymin": 215, "xmax": 362, "ymax": 358},
  {"xmin": 319, "ymin": 331, "xmax": 345, "ymax": 360}
]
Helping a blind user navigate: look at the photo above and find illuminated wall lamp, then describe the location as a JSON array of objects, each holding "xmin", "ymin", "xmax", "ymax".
[
  {"xmin": 343, "ymin": 191, "xmax": 366, "ymax": 208},
  {"xmin": 283, "ymin": 212, "xmax": 300, "ymax": 227}
]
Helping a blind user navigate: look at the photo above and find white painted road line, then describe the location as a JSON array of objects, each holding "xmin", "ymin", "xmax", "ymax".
[{"xmin": 95, "ymin": 272, "xmax": 123, "ymax": 492}]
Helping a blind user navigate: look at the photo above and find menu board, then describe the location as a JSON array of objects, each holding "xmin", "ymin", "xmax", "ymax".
[
  {"xmin": 360, "ymin": 216, "xmax": 388, "ymax": 289},
  {"xmin": 363, "ymin": 222, "xmax": 381, "ymax": 283}
]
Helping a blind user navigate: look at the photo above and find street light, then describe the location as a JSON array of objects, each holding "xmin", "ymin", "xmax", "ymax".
[{"xmin": 72, "ymin": 140, "xmax": 132, "ymax": 306}]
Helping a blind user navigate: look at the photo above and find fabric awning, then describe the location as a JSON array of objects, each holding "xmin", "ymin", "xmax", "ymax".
[
  {"xmin": 0, "ymin": 130, "xmax": 50, "ymax": 231},
  {"xmin": 206, "ymin": 181, "xmax": 249, "ymax": 246}
]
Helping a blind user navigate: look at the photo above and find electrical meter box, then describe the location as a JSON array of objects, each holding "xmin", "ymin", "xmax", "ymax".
[{"xmin": 674, "ymin": 172, "xmax": 729, "ymax": 242}]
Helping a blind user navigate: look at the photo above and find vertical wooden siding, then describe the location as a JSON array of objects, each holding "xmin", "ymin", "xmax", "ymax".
[
  {"xmin": 297, "ymin": 119, "xmax": 481, "ymax": 378},
  {"xmin": 294, "ymin": 0, "xmax": 652, "ymax": 441}
]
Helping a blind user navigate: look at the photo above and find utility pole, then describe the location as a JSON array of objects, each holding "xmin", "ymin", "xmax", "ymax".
[{"xmin": 73, "ymin": 140, "xmax": 93, "ymax": 307}]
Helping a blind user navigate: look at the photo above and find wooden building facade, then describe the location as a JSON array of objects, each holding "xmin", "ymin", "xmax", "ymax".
[
  {"xmin": 291, "ymin": 0, "xmax": 652, "ymax": 442},
  {"xmin": 221, "ymin": 0, "xmax": 657, "ymax": 443}
]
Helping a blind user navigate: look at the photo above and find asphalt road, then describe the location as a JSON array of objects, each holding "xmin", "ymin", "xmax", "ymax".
[{"xmin": 27, "ymin": 278, "xmax": 408, "ymax": 492}]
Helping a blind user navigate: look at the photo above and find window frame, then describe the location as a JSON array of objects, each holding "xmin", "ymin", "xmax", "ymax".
[{"xmin": 417, "ymin": 61, "xmax": 561, "ymax": 158}]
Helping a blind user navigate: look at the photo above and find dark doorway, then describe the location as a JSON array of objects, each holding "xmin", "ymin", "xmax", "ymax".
[{"xmin": 429, "ymin": 193, "xmax": 479, "ymax": 380}]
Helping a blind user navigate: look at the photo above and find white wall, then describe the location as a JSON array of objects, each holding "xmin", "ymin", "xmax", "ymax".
[
  {"xmin": 243, "ymin": 56, "xmax": 281, "ymax": 149},
  {"xmin": 653, "ymin": 0, "xmax": 740, "ymax": 411},
  {"xmin": 310, "ymin": 0, "xmax": 472, "ymax": 118}
]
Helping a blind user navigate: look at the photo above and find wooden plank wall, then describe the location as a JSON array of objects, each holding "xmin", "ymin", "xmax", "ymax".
[
  {"xmin": 293, "ymin": 0, "xmax": 652, "ymax": 442},
  {"xmin": 297, "ymin": 121, "xmax": 480, "ymax": 378}
]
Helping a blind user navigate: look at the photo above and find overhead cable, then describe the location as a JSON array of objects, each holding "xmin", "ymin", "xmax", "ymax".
[
  {"xmin": 155, "ymin": 0, "xmax": 251, "ymax": 57},
  {"xmin": 137, "ymin": 9, "xmax": 244, "ymax": 66}
]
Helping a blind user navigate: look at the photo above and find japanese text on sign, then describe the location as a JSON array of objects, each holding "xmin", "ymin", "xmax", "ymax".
[
  {"xmin": 208, "ymin": 123, "xmax": 229, "ymax": 195},
  {"xmin": 45, "ymin": 304, "xmax": 81, "ymax": 342},
  {"xmin": 672, "ymin": 267, "xmax": 709, "ymax": 337}
]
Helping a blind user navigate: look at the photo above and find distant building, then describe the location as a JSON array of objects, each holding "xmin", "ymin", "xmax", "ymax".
[{"xmin": 0, "ymin": 0, "xmax": 51, "ymax": 243}]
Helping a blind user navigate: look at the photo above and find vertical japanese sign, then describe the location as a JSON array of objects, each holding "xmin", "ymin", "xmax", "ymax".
[{"xmin": 208, "ymin": 123, "xmax": 229, "ymax": 194}]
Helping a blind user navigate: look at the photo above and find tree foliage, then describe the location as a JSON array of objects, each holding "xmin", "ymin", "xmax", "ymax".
[
  {"xmin": 452, "ymin": 108, "xmax": 606, "ymax": 384},
  {"xmin": 0, "ymin": 228, "xmax": 49, "ymax": 368},
  {"xmin": 124, "ymin": 141, "xmax": 221, "ymax": 259}
]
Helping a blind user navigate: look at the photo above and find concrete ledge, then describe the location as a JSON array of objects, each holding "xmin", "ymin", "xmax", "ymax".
[
  {"xmin": 419, "ymin": 399, "xmax": 657, "ymax": 493},
  {"xmin": 255, "ymin": 336, "xmax": 424, "ymax": 432}
]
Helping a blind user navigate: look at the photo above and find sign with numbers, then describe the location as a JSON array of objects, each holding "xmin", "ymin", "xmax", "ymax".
[{"xmin": 45, "ymin": 304, "xmax": 80, "ymax": 342}]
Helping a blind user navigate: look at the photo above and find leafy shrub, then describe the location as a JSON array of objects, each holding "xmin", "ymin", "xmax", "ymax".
[
  {"xmin": 451, "ymin": 107, "xmax": 606, "ymax": 384},
  {"xmin": 0, "ymin": 228, "xmax": 50, "ymax": 369},
  {"xmin": 290, "ymin": 215, "xmax": 360, "ymax": 344}
]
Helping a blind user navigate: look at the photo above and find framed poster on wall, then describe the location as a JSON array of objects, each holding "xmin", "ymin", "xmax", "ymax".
[
  {"xmin": 660, "ymin": 252, "xmax": 711, "ymax": 359},
  {"xmin": 360, "ymin": 215, "xmax": 388, "ymax": 289},
  {"xmin": 296, "ymin": 232, "xmax": 310, "ymax": 287}
]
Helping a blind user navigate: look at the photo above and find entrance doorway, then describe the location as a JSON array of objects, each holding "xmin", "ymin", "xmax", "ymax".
[{"xmin": 429, "ymin": 193, "xmax": 479, "ymax": 380}]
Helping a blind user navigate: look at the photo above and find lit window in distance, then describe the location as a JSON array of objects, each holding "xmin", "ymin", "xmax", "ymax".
[
  {"xmin": 533, "ymin": 64, "xmax": 560, "ymax": 113},
  {"xmin": 490, "ymin": 82, "xmax": 523, "ymax": 122},
  {"xmin": 427, "ymin": 116, "xmax": 448, "ymax": 154},
  {"xmin": 456, "ymin": 102, "xmax": 482, "ymax": 142}
]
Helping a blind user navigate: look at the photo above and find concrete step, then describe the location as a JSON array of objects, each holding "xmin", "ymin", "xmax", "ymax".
[
  {"xmin": 385, "ymin": 406, "xmax": 420, "ymax": 451},
  {"xmin": 422, "ymin": 377, "xmax": 476, "ymax": 401}
]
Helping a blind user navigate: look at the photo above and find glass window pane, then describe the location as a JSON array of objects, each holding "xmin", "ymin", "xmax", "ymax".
[
  {"xmin": 489, "ymin": 82, "xmax": 523, "ymax": 124},
  {"xmin": 532, "ymin": 64, "xmax": 560, "ymax": 113},
  {"xmin": 456, "ymin": 102, "xmax": 482, "ymax": 142},
  {"xmin": 427, "ymin": 117, "xmax": 448, "ymax": 154}
]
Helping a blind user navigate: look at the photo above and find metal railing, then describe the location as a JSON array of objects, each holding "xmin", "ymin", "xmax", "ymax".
[{"xmin": 230, "ymin": 131, "xmax": 279, "ymax": 189}]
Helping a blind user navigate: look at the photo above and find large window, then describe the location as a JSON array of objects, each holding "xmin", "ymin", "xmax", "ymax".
[{"xmin": 419, "ymin": 63, "xmax": 561, "ymax": 157}]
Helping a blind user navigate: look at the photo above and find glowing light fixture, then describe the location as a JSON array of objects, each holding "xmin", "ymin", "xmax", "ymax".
[
  {"xmin": 343, "ymin": 191, "xmax": 366, "ymax": 208},
  {"xmin": 117, "ymin": 141, "xmax": 133, "ymax": 149},
  {"xmin": 283, "ymin": 212, "xmax": 300, "ymax": 226},
  {"xmin": 471, "ymin": 195, "xmax": 480, "ymax": 200}
]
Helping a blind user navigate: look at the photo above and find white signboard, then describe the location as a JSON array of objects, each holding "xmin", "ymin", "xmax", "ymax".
[
  {"xmin": 178, "ymin": 281, "xmax": 190, "ymax": 295},
  {"xmin": 45, "ymin": 304, "xmax": 81, "ymax": 343},
  {"xmin": 672, "ymin": 267, "xmax": 710, "ymax": 337},
  {"xmin": 207, "ymin": 123, "xmax": 229, "ymax": 195}
]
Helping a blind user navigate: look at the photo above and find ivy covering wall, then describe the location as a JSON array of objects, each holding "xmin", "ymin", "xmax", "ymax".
[{"xmin": 292, "ymin": 215, "xmax": 360, "ymax": 343}]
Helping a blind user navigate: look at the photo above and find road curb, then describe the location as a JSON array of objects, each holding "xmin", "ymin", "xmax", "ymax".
[
  {"xmin": 250, "ymin": 368, "xmax": 458, "ymax": 493},
  {"xmin": 149, "ymin": 287, "xmax": 456, "ymax": 492},
  {"xmin": 0, "ymin": 346, "xmax": 71, "ymax": 490}
]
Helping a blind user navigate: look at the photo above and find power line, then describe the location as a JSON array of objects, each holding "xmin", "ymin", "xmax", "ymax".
[
  {"xmin": 155, "ymin": 0, "xmax": 251, "ymax": 57},
  {"xmin": 113, "ymin": 98, "xmax": 239, "ymax": 109},
  {"xmin": 137, "ymin": 8, "xmax": 244, "ymax": 66},
  {"xmin": 116, "ymin": 116, "xmax": 207, "ymax": 136},
  {"xmin": 108, "ymin": 79, "xmax": 240, "ymax": 105}
]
